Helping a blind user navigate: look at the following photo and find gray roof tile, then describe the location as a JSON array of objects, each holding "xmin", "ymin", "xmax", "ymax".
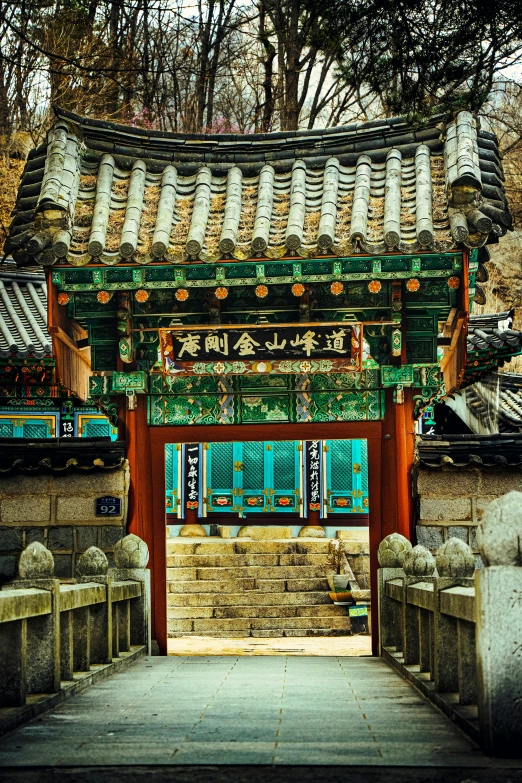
[
  {"xmin": 6, "ymin": 109, "xmax": 511, "ymax": 267},
  {"xmin": 0, "ymin": 269, "xmax": 51, "ymax": 358}
]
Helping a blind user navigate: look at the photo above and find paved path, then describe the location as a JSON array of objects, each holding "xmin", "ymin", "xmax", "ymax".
[{"xmin": 0, "ymin": 656, "xmax": 504, "ymax": 769}]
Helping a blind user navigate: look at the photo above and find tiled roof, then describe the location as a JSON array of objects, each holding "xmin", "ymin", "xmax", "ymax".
[
  {"xmin": 0, "ymin": 437, "xmax": 125, "ymax": 473},
  {"xmin": 0, "ymin": 267, "xmax": 51, "ymax": 358},
  {"xmin": 6, "ymin": 108, "xmax": 510, "ymax": 267},
  {"xmin": 417, "ymin": 432, "xmax": 522, "ymax": 467},
  {"xmin": 467, "ymin": 309, "xmax": 522, "ymax": 353},
  {"xmin": 446, "ymin": 372, "xmax": 522, "ymax": 434}
]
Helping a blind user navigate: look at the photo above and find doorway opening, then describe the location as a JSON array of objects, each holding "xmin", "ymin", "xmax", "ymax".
[{"xmin": 164, "ymin": 438, "xmax": 371, "ymax": 656}]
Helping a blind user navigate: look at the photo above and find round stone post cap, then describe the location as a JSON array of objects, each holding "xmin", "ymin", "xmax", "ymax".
[
  {"xmin": 76, "ymin": 546, "xmax": 109, "ymax": 577},
  {"xmin": 377, "ymin": 533, "xmax": 412, "ymax": 567},
  {"xmin": 18, "ymin": 541, "xmax": 54, "ymax": 579},
  {"xmin": 477, "ymin": 490, "xmax": 522, "ymax": 566},
  {"xmin": 113, "ymin": 533, "xmax": 149, "ymax": 568},
  {"xmin": 403, "ymin": 544, "xmax": 436, "ymax": 576},
  {"xmin": 436, "ymin": 537, "xmax": 475, "ymax": 577}
]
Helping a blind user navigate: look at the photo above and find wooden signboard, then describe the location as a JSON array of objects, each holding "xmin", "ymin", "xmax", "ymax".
[{"xmin": 159, "ymin": 323, "xmax": 362, "ymax": 375}]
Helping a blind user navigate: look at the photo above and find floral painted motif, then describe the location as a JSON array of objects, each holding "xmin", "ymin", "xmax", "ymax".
[
  {"xmin": 276, "ymin": 497, "xmax": 291, "ymax": 506},
  {"xmin": 215, "ymin": 286, "xmax": 228, "ymax": 300},
  {"xmin": 175, "ymin": 288, "xmax": 189, "ymax": 301},
  {"xmin": 255, "ymin": 284, "xmax": 269, "ymax": 298},
  {"xmin": 368, "ymin": 280, "xmax": 382, "ymax": 294},
  {"xmin": 291, "ymin": 283, "xmax": 305, "ymax": 297},
  {"xmin": 245, "ymin": 496, "xmax": 265, "ymax": 506},
  {"xmin": 135, "ymin": 289, "xmax": 149, "ymax": 302},
  {"xmin": 57, "ymin": 292, "xmax": 69, "ymax": 305},
  {"xmin": 97, "ymin": 290, "xmax": 110, "ymax": 304},
  {"xmin": 330, "ymin": 281, "xmax": 344, "ymax": 296},
  {"xmin": 309, "ymin": 502, "xmax": 321, "ymax": 511},
  {"xmin": 447, "ymin": 276, "xmax": 460, "ymax": 289},
  {"xmin": 406, "ymin": 278, "xmax": 421, "ymax": 293},
  {"xmin": 186, "ymin": 501, "xmax": 198, "ymax": 509}
]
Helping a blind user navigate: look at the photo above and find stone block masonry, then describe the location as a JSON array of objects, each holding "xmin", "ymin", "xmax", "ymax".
[
  {"xmin": 414, "ymin": 465, "xmax": 522, "ymax": 557},
  {"xmin": 0, "ymin": 466, "xmax": 129, "ymax": 581},
  {"xmin": 166, "ymin": 537, "xmax": 369, "ymax": 638}
]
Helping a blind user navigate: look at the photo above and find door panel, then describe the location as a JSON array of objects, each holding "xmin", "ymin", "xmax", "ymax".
[
  {"xmin": 324, "ymin": 439, "xmax": 354, "ymax": 514},
  {"xmin": 239, "ymin": 441, "xmax": 269, "ymax": 513},
  {"xmin": 271, "ymin": 440, "xmax": 300, "ymax": 513},
  {"xmin": 206, "ymin": 441, "xmax": 238, "ymax": 512},
  {"xmin": 324, "ymin": 439, "xmax": 369, "ymax": 515},
  {"xmin": 165, "ymin": 443, "xmax": 182, "ymax": 517}
]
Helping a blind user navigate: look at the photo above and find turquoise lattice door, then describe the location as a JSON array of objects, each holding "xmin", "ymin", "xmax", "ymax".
[
  {"xmin": 324, "ymin": 439, "xmax": 369, "ymax": 515},
  {"xmin": 0, "ymin": 415, "xmax": 56, "ymax": 438},
  {"xmin": 206, "ymin": 442, "xmax": 239, "ymax": 513},
  {"xmin": 238, "ymin": 442, "xmax": 270, "ymax": 513},
  {"xmin": 165, "ymin": 444, "xmax": 182, "ymax": 516},
  {"xmin": 204, "ymin": 441, "xmax": 301, "ymax": 515},
  {"xmin": 270, "ymin": 441, "xmax": 301, "ymax": 513}
]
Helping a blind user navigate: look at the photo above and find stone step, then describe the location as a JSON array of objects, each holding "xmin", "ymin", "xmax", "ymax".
[
  {"xmin": 167, "ymin": 577, "xmax": 329, "ymax": 594},
  {"xmin": 168, "ymin": 616, "xmax": 351, "ymax": 633},
  {"xmin": 167, "ymin": 629, "xmax": 350, "ymax": 638},
  {"xmin": 166, "ymin": 539, "xmax": 333, "ymax": 555},
  {"xmin": 167, "ymin": 604, "xmax": 348, "ymax": 620},
  {"xmin": 166, "ymin": 553, "xmax": 331, "ymax": 568},
  {"xmin": 194, "ymin": 565, "xmax": 328, "ymax": 580},
  {"xmin": 167, "ymin": 590, "xmax": 331, "ymax": 607}
]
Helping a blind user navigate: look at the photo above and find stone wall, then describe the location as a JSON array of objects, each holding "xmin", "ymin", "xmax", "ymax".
[
  {"xmin": 0, "ymin": 465, "xmax": 129, "ymax": 581},
  {"xmin": 414, "ymin": 466, "xmax": 522, "ymax": 565}
]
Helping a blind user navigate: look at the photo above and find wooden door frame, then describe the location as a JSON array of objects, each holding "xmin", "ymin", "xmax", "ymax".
[{"xmin": 124, "ymin": 397, "xmax": 413, "ymax": 656}]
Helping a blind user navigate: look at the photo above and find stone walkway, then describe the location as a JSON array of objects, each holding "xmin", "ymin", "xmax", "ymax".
[{"xmin": 0, "ymin": 656, "xmax": 504, "ymax": 768}]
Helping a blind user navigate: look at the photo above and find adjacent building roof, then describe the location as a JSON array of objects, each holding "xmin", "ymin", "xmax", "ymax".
[
  {"xmin": 0, "ymin": 437, "xmax": 125, "ymax": 473},
  {"xmin": 467, "ymin": 309, "xmax": 520, "ymax": 352},
  {"xmin": 446, "ymin": 371, "xmax": 522, "ymax": 435},
  {"xmin": 5, "ymin": 108, "xmax": 510, "ymax": 268},
  {"xmin": 464, "ymin": 309, "xmax": 522, "ymax": 384},
  {"xmin": 417, "ymin": 432, "xmax": 522, "ymax": 467},
  {"xmin": 0, "ymin": 266, "xmax": 52, "ymax": 358}
]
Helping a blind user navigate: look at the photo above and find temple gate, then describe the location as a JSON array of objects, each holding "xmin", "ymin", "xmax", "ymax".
[{"xmin": 4, "ymin": 108, "xmax": 510, "ymax": 652}]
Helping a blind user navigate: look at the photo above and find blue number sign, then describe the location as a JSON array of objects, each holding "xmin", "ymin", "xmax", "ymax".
[{"xmin": 95, "ymin": 496, "xmax": 122, "ymax": 516}]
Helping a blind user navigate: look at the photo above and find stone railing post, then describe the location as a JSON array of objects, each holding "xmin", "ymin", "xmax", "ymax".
[
  {"xmin": 110, "ymin": 534, "xmax": 151, "ymax": 655},
  {"xmin": 475, "ymin": 491, "xmax": 522, "ymax": 757},
  {"xmin": 432, "ymin": 539, "xmax": 475, "ymax": 695},
  {"xmin": 377, "ymin": 533, "xmax": 412, "ymax": 653},
  {"xmin": 3, "ymin": 542, "xmax": 61, "ymax": 699},
  {"xmin": 402, "ymin": 545, "xmax": 437, "ymax": 667},
  {"xmin": 76, "ymin": 546, "xmax": 112, "ymax": 665}
]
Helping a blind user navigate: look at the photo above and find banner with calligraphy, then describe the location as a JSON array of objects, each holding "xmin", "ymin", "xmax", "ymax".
[
  {"xmin": 160, "ymin": 324, "xmax": 361, "ymax": 376},
  {"xmin": 184, "ymin": 444, "xmax": 201, "ymax": 512},
  {"xmin": 306, "ymin": 440, "xmax": 322, "ymax": 512}
]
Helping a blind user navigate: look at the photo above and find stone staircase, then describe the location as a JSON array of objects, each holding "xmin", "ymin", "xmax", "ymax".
[{"xmin": 167, "ymin": 537, "xmax": 367, "ymax": 638}]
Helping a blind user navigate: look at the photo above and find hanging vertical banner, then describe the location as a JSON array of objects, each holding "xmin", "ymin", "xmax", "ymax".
[
  {"xmin": 307, "ymin": 440, "xmax": 321, "ymax": 512},
  {"xmin": 184, "ymin": 444, "xmax": 200, "ymax": 510}
]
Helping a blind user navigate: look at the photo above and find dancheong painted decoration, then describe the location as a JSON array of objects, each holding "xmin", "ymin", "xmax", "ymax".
[{"xmin": 3, "ymin": 106, "xmax": 519, "ymax": 429}]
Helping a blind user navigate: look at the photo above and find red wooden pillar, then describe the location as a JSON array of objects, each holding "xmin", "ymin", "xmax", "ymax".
[
  {"xmin": 367, "ymin": 429, "xmax": 383, "ymax": 656},
  {"xmin": 123, "ymin": 397, "xmax": 167, "ymax": 650},
  {"xmin": 382, "ymin": 388, "xmax": 415, "ymax": 540}
]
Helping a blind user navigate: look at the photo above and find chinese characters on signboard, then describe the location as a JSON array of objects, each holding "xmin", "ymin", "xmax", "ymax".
[
  {"xmin": 185, "ymin": 444, "xmax": 200, "ymax": 510},
  {"xmin": 307, "ymin": 440, "xmax": 321, "ymax": 512},
  {"xmin": 160, "ymin": 324, "xmax": 360, "ymax": 375}
]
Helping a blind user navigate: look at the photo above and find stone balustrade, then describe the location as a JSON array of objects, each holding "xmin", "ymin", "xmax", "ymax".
[
  {"xmin": 0, "ymin": 533, "xmax": 151, "ymax": 732},
  {"xmin": 377, "ymin": 491, "xmax": 522, "ymax": 758}
]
